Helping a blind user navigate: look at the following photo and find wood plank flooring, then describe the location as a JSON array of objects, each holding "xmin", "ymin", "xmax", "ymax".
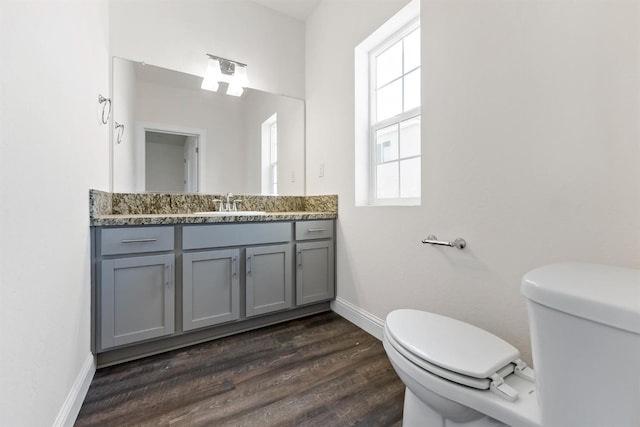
[{"xmin": 75, "ymin": 312, "xmax": 405, "ymax": 426}]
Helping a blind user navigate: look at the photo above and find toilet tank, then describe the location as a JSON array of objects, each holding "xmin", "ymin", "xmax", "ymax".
[{"xmin": 522, "ymin": 262, "xmax": 640, "ymax": 427}]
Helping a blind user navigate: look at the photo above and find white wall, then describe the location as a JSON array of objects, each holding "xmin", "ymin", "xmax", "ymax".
[
  {"xmin": 306, "ymin": 0, "xmax": 640, "ymax": 364},
  {"xmin": 0, "ymin": 1, "xmax": 110, "ymax": 425},
  {"xmin": 113, "ymin": 58, "xmax": 137, "ymax": 192},
  {"xmin": 110, "ymin": 0, "xmax": 306, "ymax": 99}
]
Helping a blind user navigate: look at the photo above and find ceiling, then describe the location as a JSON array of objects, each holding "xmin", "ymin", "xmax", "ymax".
[{"xmin": 250, "ymin": 0, "xmax": 321, "ymax": 21}]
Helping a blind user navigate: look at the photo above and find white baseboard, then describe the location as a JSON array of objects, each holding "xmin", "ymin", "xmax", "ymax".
[
  {"xmin": 331, "ymin": 297, "xmax": 385, "ymax": 340},
  {"xmin": 53, "ymin": 354, "xmax": 96, "ymax": 427}
]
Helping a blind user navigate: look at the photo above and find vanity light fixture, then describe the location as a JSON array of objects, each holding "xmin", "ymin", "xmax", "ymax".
[{"xmin": 201, "ymin": 54, "xmax": 250, "ymax": 96}]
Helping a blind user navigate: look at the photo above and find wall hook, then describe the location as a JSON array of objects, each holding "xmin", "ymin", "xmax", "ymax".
[
  {"xmin": 98, "ymin": 95, "xmax": 111, "ymax": 124},
  {"xmin": 115, "ymin": 122, "xmax": 125, "ymax": 144}
]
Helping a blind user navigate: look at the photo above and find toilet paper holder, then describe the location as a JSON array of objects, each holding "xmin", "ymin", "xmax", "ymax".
[{"xmin": 422, "ymin": 235, "xmax": 467, "ymax": 250}]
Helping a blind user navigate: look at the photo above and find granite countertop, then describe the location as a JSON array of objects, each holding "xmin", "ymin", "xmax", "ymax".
[
  {"xmin": 90, "ymin": 190, "xmax": 337, "ymax": 227},
  {"xmin": 91, "ymin": 211, "xmax": 337, "ymax": 227}
]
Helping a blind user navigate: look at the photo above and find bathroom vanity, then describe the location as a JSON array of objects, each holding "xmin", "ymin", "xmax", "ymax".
[{"xmin": 90, "ymin": 190, "xmax": 337, "ymax": 367}]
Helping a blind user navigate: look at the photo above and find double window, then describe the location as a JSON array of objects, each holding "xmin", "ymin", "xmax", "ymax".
[{"xmin": 370, "ymin": 22, "xmax": 421, "ymax": 205}]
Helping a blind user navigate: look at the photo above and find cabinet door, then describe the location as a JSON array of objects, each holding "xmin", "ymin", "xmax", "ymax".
[
  {"xmin": 101, "ymin": 254, "xmax": 174, "ymax": 350},
  {"xmin": 246, "ymin": 244, "xmax": 292, "ymax": 317},
  {"xmin": 183, "ymin": 249, "xmax": 240, "ymax": 331},
  {"xmin": 296, "ymin": 241, "xmax": 335, "ymax": 306}
]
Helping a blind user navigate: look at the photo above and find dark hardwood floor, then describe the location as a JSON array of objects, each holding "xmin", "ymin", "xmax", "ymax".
[{"xmin": 75, "ymin": 312, "xmax": 405, "ymax": 426}]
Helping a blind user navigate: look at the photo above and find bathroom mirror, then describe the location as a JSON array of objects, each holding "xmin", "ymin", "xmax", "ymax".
[{"xmin": 111, "ymin": 57, "xmax": 305, "ymax": 195}]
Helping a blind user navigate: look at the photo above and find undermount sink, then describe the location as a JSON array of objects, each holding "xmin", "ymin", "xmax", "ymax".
[{"xmin": 193, "ymin": 211, "xmax": 267, "ymax": 216}]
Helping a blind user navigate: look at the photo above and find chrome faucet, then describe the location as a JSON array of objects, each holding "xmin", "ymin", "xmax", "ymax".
[
  {"xmin": 219, "ymin": 192, "xmax": 242, "ymax": 212},
  {"xmin": 225, "ymin": 192, "xmax": 233, "ymax": 211},
  {"xmin": 220, "ymin": 192, "xmax": 233, "ymax": 212}
]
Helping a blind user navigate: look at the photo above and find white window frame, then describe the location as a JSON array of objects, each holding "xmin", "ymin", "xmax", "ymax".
[
  {"xmin": 368, "ymin": 20, "xmax": 421, "ymax": 206},
  {"xmin": 269, "ymin": 119, "xmax": 278, "ymax": 195},
  {"xmin": 355, "ymin": 0, "xmax": 420, "ymax": 207},
  {"xmin": 261, "ymin": 113, "xmax": 278, "ymax": 195}
]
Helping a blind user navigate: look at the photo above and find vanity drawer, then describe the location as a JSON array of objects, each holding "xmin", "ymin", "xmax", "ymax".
[
  {"xmin": 295, "ymin": 220, "xmax": 334, "ymax": 241},
  {"xmin": 101, "ymin": 227, "xmax": 174, "ymax": 255},
  {"xmin": 183, "ymin": 222, "xmax": 292, "ymax": 250}
]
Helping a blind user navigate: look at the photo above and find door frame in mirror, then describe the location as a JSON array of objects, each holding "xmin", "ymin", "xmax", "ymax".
[{"xmin": 136, "ymin": 122, "xmax": 207, "ymax": 193}]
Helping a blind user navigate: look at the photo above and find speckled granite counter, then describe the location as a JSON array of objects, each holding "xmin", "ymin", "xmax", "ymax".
[{"xmin": 90, "ymin": 190, "xmax": 338, "ymax": 227}]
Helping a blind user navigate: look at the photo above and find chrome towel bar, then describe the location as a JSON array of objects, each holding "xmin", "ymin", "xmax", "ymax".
[{"xmin": 422, "ymin": 235, "xmax": 466, "ymax": 250}]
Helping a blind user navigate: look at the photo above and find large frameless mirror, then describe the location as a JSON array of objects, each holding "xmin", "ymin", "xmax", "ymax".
[{"xmin": 111, "ymin": 57, "xmax": 305, "ymax": 195}]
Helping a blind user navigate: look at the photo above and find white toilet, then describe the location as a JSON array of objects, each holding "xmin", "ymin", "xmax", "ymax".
[{"xmin": 383, "ymin": 262, "xmax": 640, "ymax": 427}]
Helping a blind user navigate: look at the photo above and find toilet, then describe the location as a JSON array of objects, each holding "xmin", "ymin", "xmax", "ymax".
[{"xmin": 383, "ymin": 262, "xmax": 640, "ymax": 427}]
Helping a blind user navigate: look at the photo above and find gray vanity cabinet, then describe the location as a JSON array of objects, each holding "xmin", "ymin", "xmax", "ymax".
[
  {"xmin": 98, "ymin": 227, "xmax": 175, "ymax": 350},
  {"xmin": 183, "ymin": 222, "xmax": 294, "ymax": 319},
  {"xmin": 182, "ymin": 249, "xmax": 240, "ymax": 331},
  {"xmin": 295, "ymin": 220, "xmax": 335, "ymax": 306},
  {"xmin": 245, "ymin": 244, "xmax": 293, "ymax": 317},
  {"xmin": 93, "ymin": 219, "xmax": 335, "ymax": 366},
  {"xmin": 100, "ymin": 254, "xmax": 175, "ymax": 349}
]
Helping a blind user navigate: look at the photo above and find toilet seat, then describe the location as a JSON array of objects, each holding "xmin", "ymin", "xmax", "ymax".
[{"xmin": 385, "ymin": 309, "xmax": 535, "ymax": 401}]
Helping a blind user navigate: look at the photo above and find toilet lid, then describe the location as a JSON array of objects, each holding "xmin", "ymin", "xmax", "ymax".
[{"xmin": 386, "ymin": 309, "xmax": 521, "ymax": 380}]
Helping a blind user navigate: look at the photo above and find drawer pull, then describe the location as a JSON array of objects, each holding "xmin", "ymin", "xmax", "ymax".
[
  {"xmin": 307, "ymin": 228, "xmax": 326, "ymax": 233},
  {"xmin": 120, "ymin": 238, "xmax": 158, "ymax": 244}
]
